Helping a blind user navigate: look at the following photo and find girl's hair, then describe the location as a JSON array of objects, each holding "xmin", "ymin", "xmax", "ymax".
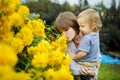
[
  {"xmin": 77, "ymin": 8, "xmax": 102, "ymax": 32},
  {"xmin": 54, "ymin": 11, "xmax": 79, "ymax": 34}
]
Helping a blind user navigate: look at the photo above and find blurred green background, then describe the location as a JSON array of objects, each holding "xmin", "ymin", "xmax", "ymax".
[{"xmin": 21, "ymin": 0, "xmax": 120, "ymax": 79}]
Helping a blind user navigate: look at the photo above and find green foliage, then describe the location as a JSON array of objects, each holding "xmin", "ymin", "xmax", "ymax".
[
  {"xmin": 15, "ymin": 47, "xmax": 32, "ymax": 72},
  {"xmin": 45, "ymin": 24, "xmax": 61, "ymax": 41},
  {"xmin": 31, "ymin": 37, "xmax": 42, "ymax": 46},
  {"xmin": 27, "ymin": 13, "xmax": 36, "ymax": 20},
  {"xmin": 11, "ymin": 26, "xmax": 21, "ymax": 34}
]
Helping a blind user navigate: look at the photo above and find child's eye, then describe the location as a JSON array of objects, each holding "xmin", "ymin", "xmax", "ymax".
[{"xmin": 80, "ymin": 25, "xmax": 84, "ymax": 27}]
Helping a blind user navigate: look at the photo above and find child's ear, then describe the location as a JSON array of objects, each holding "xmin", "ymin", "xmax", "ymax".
[
  {"xmin": 91, "ymin": 25, "xmax": 95, "ymax": 29},
  {"xmin": 91, "ymin": 23, "xmax": 97, "ymax": 31}
]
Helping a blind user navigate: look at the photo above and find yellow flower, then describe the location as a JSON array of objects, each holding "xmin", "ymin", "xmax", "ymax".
[
  {"xmin": 44, "ymin": 69, "xmax": 57, "ymax": 80},
  {"xmin": 10, "ymin": 37, "xmax": 24, "ymax": 53},
  {"xmin": 28, "ymin": 68, "xmax": 43, "ymax": 79},
  {"xmin": 62, "ymin": 54, "xmax": 71, "ymax": 66},
  {"xmin": 0, "ymin": 31, "xmax": 24, "ymax": 54},
  {"xmin": 0, "ymin": 16, "xmax": 12, "ymax": 37},
  {"xmin": 8, "ymin": 12, "xmax": 24, "ymax": 27},
  {"xmin": 37, "ymin": 40, "xmax": 52, "ymax": 53},
  {"xmin": 17, "ymin": 5, "xmax": 29, "ymax": 15},
  {"xmin": 35, "ymin": 14, "xmax": 40, "ymax": 19},
  {"xmin": 31, "ymin": 19, "xmax": 46, "ymax": 38},
  {"xmin": 48, "ymin": 49, "xmax": 64, "ymax": 67},
  {"xmin": 0, "ymin": 43, "xmax": 18, "ymax": 67},
  {"xmin": 1, "ymin": 0, "xmax": 21, "ymax": 15},
  {"xmin": 15, "ymin": 71, "xmax": 32, "ymax": 80},
  {"xmin": 0, "ymin": 65, "xmax": 16, "ymax": 80},
  {"xmin": 32, "ymin": 53, "xmax": 48, "ymax": 68},
  {"xmin": 27, "ymin": 40, "xmax": 52, "ymax": 55},
  {"xmin": 0, "ymin": 65, "xmax": 31, "ymax": 80},
  {"xmin": 16, "ymin": 27, "xmax": 33, "ymax": 46},
  {"xmin": 51, "ymin": 35, "xmax": 67, "ymax": 52},
  {"xmin": 56, "ymin": 65, "xmax": 74, "ymax": 80},
  {"xmin": 0, "ymin": 32, "xmax": 14, "ymax": 43}
]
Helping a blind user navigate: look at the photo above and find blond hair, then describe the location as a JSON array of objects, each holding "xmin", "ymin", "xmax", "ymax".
[{"xmin": 77, "ymin": 8, "xmax": 102, "ymax": 32}]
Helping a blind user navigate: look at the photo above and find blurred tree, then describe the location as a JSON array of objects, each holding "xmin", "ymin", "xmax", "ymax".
[
  {"xmin": 99, "ymin": 0, "xmax": 120, "ymax": 52},
  {"xmin": 24, "ymin": 0, "xmax": 74, "ymax": 24}
]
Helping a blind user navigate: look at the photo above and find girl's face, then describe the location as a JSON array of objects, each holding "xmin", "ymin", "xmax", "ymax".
[
  {"xmin": 62, "ymin": 27, "xmax": 76, "ymax": 41},
  {"xmin": 77, "ymin": 19, "xmax": 92, "ymax": 35}
]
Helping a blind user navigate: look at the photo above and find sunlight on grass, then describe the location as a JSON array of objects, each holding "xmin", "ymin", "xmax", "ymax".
[{"xmin": 98, "ymin": 64, "xmax": 120, "ymax": 80}]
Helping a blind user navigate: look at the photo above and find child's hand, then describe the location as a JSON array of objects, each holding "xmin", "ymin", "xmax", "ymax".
[{"xmin": 69, "ymin": 53, "xmax": 75, "ymax": 59}]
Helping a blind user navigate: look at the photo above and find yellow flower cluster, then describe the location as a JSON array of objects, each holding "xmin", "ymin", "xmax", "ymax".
[
  {"xmin": 0, "ymin": 43, "xmax": 17, "ymax": 67},
  {"xmin": 44, "ymin": 65, "xmax": 73, "ymax": 80},
  {"xmin": 0, "ymin": 0, "xmax": 46, "ymax": 53},
  {"xmin": 0, "ymin": 43, "xmax": 31, "ymax": 80},
  {"xmin": 27, "ymin": 37, "xmax": 73, "ymax": 80},
  {"xmin": 0, "ymin": 0, "xmax": 73, "ymax": 80},
  {"xmin": 28, "ymin": 36, "xmax": 69, "ymax": 68},
  {"xmin": 51, "ymin": 35, "xmax": 67, "ymax": 52}
]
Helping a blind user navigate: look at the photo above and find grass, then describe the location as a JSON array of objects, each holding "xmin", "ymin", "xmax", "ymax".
[{"xmin": 98, "ymin": 63, "xmax": 120, "ymax": 80}]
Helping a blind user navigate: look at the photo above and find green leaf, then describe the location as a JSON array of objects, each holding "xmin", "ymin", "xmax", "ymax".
[{"xmin": 25, "ymin": 61, "xmax": 31, "ymax": 72}]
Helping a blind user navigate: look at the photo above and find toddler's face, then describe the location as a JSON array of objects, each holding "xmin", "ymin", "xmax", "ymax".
[
  {"xmin": 77, "ymin": 18, "xmax": 92, "ymax": 35},
  {"xmin": 62, "ymin": 27, "xmax": 76, "ymax": 41}
]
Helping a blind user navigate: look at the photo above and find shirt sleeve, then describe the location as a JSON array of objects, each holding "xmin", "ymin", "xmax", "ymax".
[{"xmin": 77, "ymin": 36, "xmax": 91, "ymax": 53}]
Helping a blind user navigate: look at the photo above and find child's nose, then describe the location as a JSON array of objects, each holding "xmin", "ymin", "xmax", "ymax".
[{"xmin": 79, "ymin": 27, "xmax": 81, "ymax": 30}]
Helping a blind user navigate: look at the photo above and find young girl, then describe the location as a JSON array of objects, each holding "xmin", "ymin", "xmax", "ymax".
[
  {"xmin": 54, "ymin": 11, "xmax": 94, "ymax": 80},
  {"xmin": 70, "ymin": 8, "xmax": 102, "ymax": 80}
]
